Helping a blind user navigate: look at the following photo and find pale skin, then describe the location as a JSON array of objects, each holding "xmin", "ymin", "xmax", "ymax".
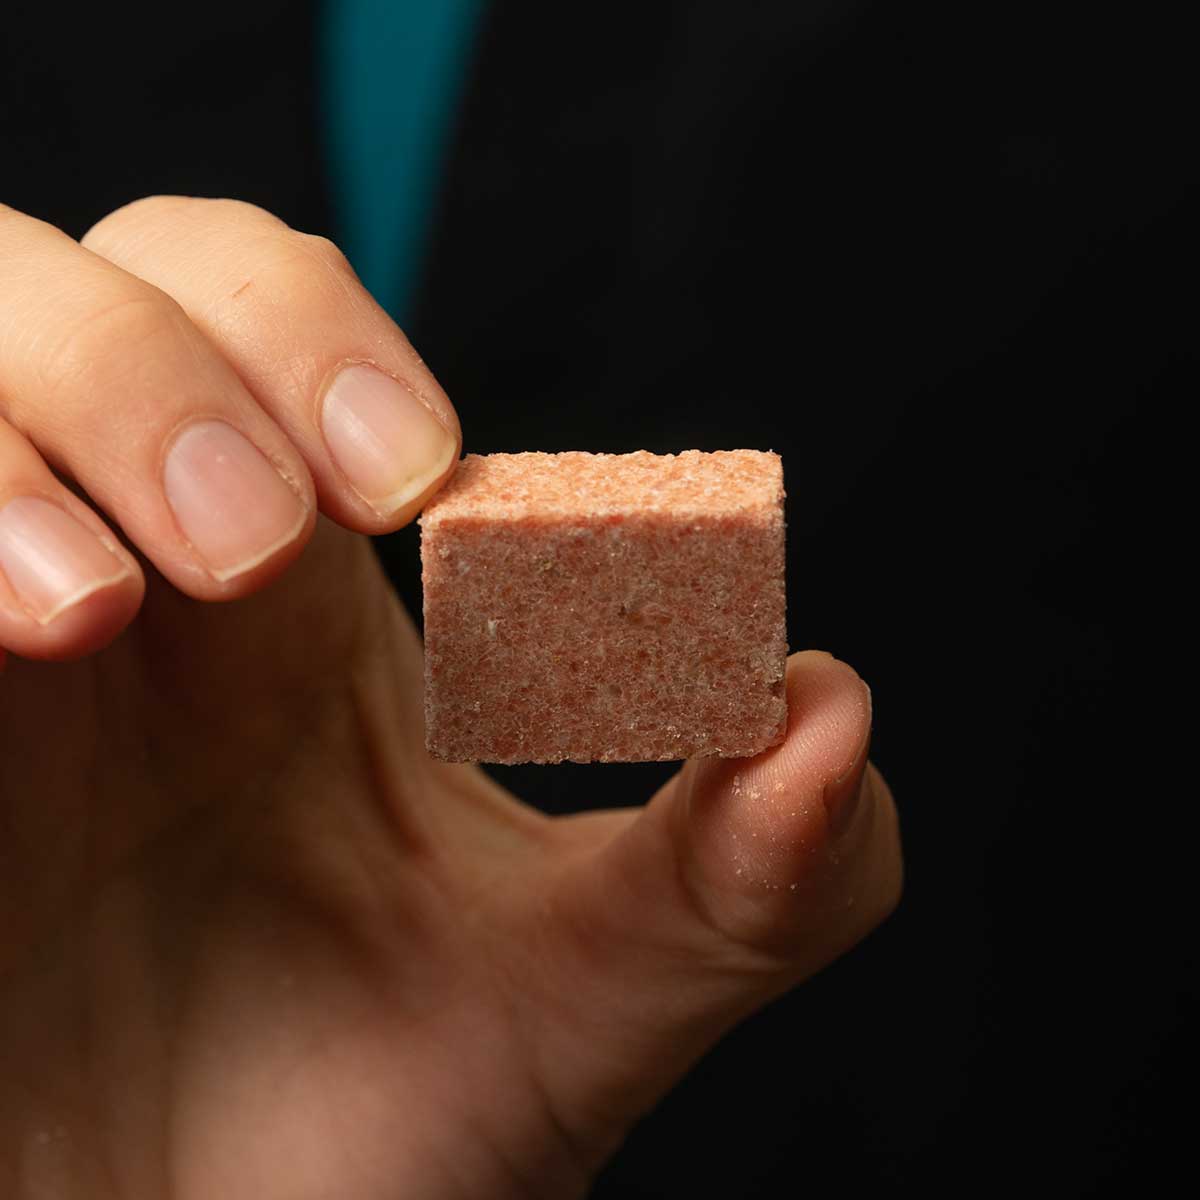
[{"xmin": 0, "ymin": 197, "xmax": 903, "ymax": 1198}]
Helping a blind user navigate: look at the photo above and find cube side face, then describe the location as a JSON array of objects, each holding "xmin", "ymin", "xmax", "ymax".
[{"xmin": 422, "ymin": 503, "xmax": 787, "ymax": 764}]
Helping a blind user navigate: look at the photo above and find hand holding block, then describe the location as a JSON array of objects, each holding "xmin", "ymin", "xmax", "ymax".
[{"xmin": 420, "ymin": 450, "xmax": 787, "ymax": 764}]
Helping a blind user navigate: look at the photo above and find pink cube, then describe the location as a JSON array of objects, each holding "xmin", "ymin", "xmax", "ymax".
[{"xmin": 420, "ymin": 450, "xmax": 788, "ymax": 764}]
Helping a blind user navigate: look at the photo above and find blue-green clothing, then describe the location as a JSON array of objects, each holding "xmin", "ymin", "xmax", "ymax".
[{"xmin": 320, "ymin": 0, "xmax": 485, "ymax": 323}]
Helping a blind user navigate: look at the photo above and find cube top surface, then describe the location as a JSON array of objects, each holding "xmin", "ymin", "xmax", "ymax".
[{"xmin": 419, "ymin": 449, "xmax": 782, "ymax": 526}]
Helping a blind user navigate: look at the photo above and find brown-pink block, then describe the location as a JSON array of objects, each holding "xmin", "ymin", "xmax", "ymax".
[{"xmin": 420, "ymin": 450, "xmax": 788, "ymax": 764}]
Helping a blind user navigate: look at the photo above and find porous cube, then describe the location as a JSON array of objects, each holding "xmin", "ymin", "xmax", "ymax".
[{"xmin": 420, "ymin": 450, "xmax": 787, "ymax": 763}]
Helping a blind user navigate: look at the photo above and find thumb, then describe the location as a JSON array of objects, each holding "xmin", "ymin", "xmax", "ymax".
[{"xmin": 533, "ymin": 651, "xmax": 902, "ymax": 1158}]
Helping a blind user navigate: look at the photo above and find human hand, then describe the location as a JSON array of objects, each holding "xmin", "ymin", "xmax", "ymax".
[{"xmin": 0, "ymin": 197, "xmax": 902, "ymax": 1198}]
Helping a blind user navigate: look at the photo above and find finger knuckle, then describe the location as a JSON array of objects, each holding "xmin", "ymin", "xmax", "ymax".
[
  {"xmin": 84, "ymin": 196, "xmax": 287, "ymax": 251},
  {"xmin": 177, "ymin": 197, "xmax": 290, "ymax": 237},
  {"xmin": 82, "ymin": 195, "xmax": 191, "ymax": 247},
  {"xmin": 290, "ymin": 232, "xmax": 357, "ymax": 282},
  {"xmin": 195, "ymin": 196, "xmax": 280, "ymax": 224},
  {"xmin": 211, "ymin": 232, "xmax": 362, "ymax": 395},
  {"xmin": 38, "ymin": 288, "xmax": 182, "ymax": 401},
  {"xmin": 674, "ymin": 854, "xmax": 793, "ymax": 972},
  {"xmin": 225, "ymin": 231, "xmax": 354, "ymax": 308}
]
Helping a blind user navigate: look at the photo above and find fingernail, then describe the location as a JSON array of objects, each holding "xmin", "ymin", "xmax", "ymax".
[
  {"xmin": 823, "ymin": 683, "xmax": 873, "ymax": 840},
  {"xmin": 163, "ymin": 420, "xmax": 308, "ymax": 582},
  {"xmin": 0, "ymin": 497, "xmax": 130, "ymax": 624},
  {"xmin": 320, "ymin": 363, "xmax": 457, "ymax": 515}
]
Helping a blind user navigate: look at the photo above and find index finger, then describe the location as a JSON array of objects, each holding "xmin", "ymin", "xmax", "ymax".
[{"xmin": 82, "ymin": 197, "xmax": 462, "ymax": 534}]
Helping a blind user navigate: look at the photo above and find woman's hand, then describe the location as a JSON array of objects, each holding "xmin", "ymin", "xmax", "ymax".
[{"xmin": 0, "ymin": 197, "xmax": 902, "ymax": 1199}]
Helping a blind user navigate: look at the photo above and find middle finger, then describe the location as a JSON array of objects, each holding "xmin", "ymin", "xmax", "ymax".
[{"xmin": 0, "ymin": 204, "xmax": 316, "ymax": 599}]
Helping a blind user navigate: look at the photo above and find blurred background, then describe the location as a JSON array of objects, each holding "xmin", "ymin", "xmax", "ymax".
[{"xmin": 1, "ymin": 1, "xmax": 1191, "ymax": 1195}]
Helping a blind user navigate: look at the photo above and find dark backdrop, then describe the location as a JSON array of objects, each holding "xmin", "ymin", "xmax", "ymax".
[{"xmin": 2, "ymin": 2, "xmax": 1191, "ymax": 1196}]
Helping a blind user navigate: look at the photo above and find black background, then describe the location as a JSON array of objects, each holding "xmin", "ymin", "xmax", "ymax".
[{"xmin": 1, "ymin": 1, "xmax": 1191, "ymax": 1196}]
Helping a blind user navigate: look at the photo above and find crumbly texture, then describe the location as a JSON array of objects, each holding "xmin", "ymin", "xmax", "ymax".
[{"xmin": 420, "ymin": 450, "xmax": 788, "ymax": 764}]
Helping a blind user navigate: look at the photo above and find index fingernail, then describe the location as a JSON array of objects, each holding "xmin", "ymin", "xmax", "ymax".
[{"xmin": 320, "ymin": 363, "xmax": 457, "ymax": 516}]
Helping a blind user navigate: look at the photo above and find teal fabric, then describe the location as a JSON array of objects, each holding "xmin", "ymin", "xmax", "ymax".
[{"xmin": 320, "ymin": 0, "xmax": 485, "ymax": 322}]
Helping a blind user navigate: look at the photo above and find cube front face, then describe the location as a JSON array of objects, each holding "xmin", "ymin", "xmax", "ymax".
[{"xmin": 421, "ymin": 452, "xmax": 787, "ymax": 764}]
